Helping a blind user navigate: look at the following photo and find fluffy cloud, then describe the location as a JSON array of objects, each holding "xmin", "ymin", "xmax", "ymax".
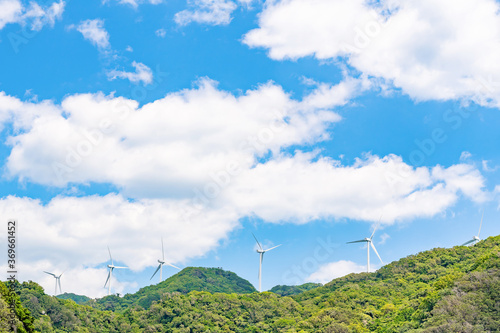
[
  {"xmin": 107, "ymin": 61, "xmax": 153, "ymax": 84},
  {"xmin": 0, "ymin": 0, "xmax": 22, "ymax": 29},
  {"xmin": 244, "ymin": 0, "xmax": 500, "ymax": 107},
  {"xmin": 74, "ymin": 19, "xmax": 110, "ymax": 49},
  {"xmin": 306, "ymin": 260, "xmax": 366, "ymax": 284},
  {"xmin": 224, "ymin": 153, "xmax": 487, "ymax": 224},
  {"xmin": 4, "ymin": 78, "xmax": 346, "ymax": 195},
  {"xmin": 0, "ymin": 0, "xmax": 64, "ymax": 30},
  {"xmin": 175, "ymin": 0, "xmax": 238, "ymax": 26},
  {"xmin": 1, "ymin": 194, "xmax": 238, "ymax": 297},
  {"xmin": 1, "ymin": 79, "xmax": 488, "ymax": 223}
]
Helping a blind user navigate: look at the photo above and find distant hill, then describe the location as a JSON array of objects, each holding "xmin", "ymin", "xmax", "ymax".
[
  {"xmin": 5, "ymin": 235, "xmax": 500, "ymax": 332},
  {"xmin": 270, "ymin": 282, "xmax": 322, "ymax": 296},
  {"xmin": 56, "ymin": 292, "xmax": 91, "ymax": 304},
  {"xmin": 95, "ymin": 267, "xmax": 256, "ymax": 311}
]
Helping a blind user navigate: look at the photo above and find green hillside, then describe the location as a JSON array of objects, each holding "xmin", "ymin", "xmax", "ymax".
[
  {"xmin": 3, "ymin": 235, "xmax": 499, "ymax": 332},
  {"xmin": 56, "ymin": 293, "xmax": 91, "ymax": 305},
  {"xmin": 94, "ymin": 267, "xmax": 256, "ymax": 311},
  {"xmin": 270, "ymin": 283, "xmax": 322, "ymax": 296}
]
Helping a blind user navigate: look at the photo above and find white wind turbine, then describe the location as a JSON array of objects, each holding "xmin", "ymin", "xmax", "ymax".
[
  {"xmin": 44, "ymin": 271, "xmax": 64, "ymax": 295},
  {"xmin": 104, "ymin": 247, "xmax": 128, "ymax": 296},
  {"xmin": 253, "ymin": 233, "xmax": 281, "ymax": 292},
  {"xmin": 462, "ymin": 210, "xmax": 484, "ymax": 246},
  {"xmin": 150, "ymin": 238, "xmax": 180, "ymax": 283},
  {"xmin": 347, "ymin": 224, "xmax": 383, "ymax": 273}
]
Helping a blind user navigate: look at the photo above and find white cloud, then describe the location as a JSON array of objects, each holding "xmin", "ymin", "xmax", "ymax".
[
  {"xmin": 460, "ymin": 151, "xmax": 472, "ymax": 162},
  {"xmin": 0, "ymin": 79, "xmax": 488, "ymax": 224},
  {"xmin": 244, "ymin": 0, "xmax": 500, "ymax": 107},
  {"xmin": 75, "ymin": 19, "xmax": 110, "ymax": 49},
  {"xmin": 155, "ymin": 28, "xmax": 166, "ymax": 38},
  {"xmin": 125, "ymin": 45, "xmax": 133, "ymax": 52},
  {"xmin": 306, "ymin": 260, "xmax": 366, "ymax": 284},
  {"xmin": 24, "ymin": 0, "xmax": 65, "ymax": 31},
  {"xmin": 3, "ymin": 78, "xmax": 344, "ymax": 195},
  {"xmin": 482, "ymin": 160, "xmax": 498, "ymax": 172},
  {"xmin": 224, "ymin": 153, "xmax": 488, "ymax": 224},
  {"xmin": 107, "ymin": 61, "xmax": 153, "ymax": 84},
  {"xmin": 0, "ymin": 0, "xmax": 64, "ymax": 30},
  {"xmin": 379, "ymin": 233, "xmax": 390, "ymax": 245},
  {"xmin": 175, "ymin": 0, "xmax": 238, "ymax": 26},
  {"xmin": 0, "ymin": 0, "xmax": 22, "ymax": 29},
  {"xmin": 0, "ymin": 194, "xmax": 238, "ymax": 297}
]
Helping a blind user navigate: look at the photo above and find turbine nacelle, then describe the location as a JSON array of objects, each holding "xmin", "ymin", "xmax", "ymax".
[
  {"xmin": 252, "ymin": 233, "xmax": 281, "ymax": 292},
  {"xmin": 347, "ymin": 220, "xmax": 383, "ymax": 273},
  {"xmin": 150, "ymin": 238, "xmax": 180, "ymax": 282},
  {"xmin": 462, "ymin": 210, "xmax": 484, "ymax": 246}
]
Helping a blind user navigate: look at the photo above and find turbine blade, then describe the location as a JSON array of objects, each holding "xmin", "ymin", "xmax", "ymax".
[
  {"xmin": 166, "ymin": 263, "xmax": 181, "ymax": 270},
  {"xmin": 370, "ymin": 218, "xmax": 381, "ymax": 240},
  {"xmin": 43, "ymin": 271, "xmax": 56, "ymax": 277},
  {"xmin": 264, "ymin": 244, "xmax": 281, "ymax": 252},
  {"xmin": 150, "ymin": 264, "xmax": 161, "ymax": 280},
  {"xmin": 371, "ymin": 242, "xmax": 383, "ymax": 264},
  {"xmin": 478, "ymin": 209, "xmax": 484, "ymax": 237},
  {"xmin": 104, "ymin": 270, "xmax": 111, "ymax": 288},
  {"xmin": 252, "ymin": 233, "xmax": 263, "ymax": 251},
  {"xmin": 114, "ymin": 266, "xmax": 128, "ymax": 269},
  {"xmin": 161, "ymin": 237, "xmax": 165, "ymax": 261},
  {"xmin": 347, "ymin": 240, "xmax": 367, "ymax": 244},
  {"xmin": 462, "ymin": 239, "xmax": 475, "ymax": 246},
  {"xmin": 108, "ymin": 246, "xmax": 113, "ymax": 266}
]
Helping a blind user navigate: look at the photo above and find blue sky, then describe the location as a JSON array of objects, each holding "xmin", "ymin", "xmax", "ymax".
[{"xmin": 1, "ymin": 0, "xmax": 500, "ymax": 297}]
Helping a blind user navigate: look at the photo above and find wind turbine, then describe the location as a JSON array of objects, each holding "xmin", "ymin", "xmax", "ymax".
[
  {"xmin": 347, "ymin": 224, "xmax": 383, "ymax": 273},
  {"xmin": 104, "ymin": 247, "xmax": 127, "ymax": 296},
  {"xmin": 462, "ymin": 210, "xmax": 484, "ymax": 246},
  {"xmin": 253, "ymin": 233, "xmax": 281, "ymax": 292},
  {"xmin": 150, "ymin": 237, "xmax": 180, "ymax": 283},
  {"xmin": 44, "ymin": 271, "xmax": 64, "ymax": 295}
]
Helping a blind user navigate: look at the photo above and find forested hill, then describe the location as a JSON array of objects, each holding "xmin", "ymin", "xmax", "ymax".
[
  {"xmin": 2, "ymin": 235, "xmax": 499, "ymax": 332},
  {"xmin": 270, "ymin": 282, "xmax": 322, "ymax": 296},
  {"xmin": 93, "ymin": 267, "xmax": 256, "ymax": 311}
]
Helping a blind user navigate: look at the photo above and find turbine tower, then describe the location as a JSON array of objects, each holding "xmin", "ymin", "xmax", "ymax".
[
  {"xmin": 347, "ymin": 224, "xmax": 383, "ymax": 273},
  {"xmin": 104, "ymin": 247, "xmax": 127, "ymax": 296},
  {"xmin": 462, "ymin": 210, "xmax": 484, "ymax": 246},
  {"xmin": 150, "ymin": 237, "xmax": 180, "ymax": 283},
  {"xmin": 44, "ymin": 271, "xmax": 63, "ymax": 295},
  {"xmin": 253, "ymin": 233, "xmax": 281, "ymax": 292}
]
